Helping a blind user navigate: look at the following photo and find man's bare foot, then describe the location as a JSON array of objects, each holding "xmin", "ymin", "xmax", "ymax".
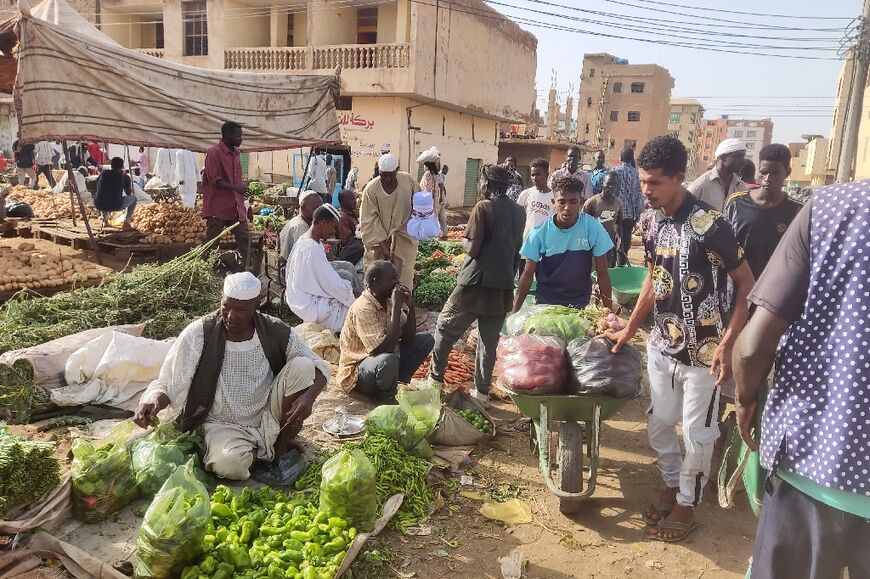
[
  {"xmin": 646, "ymin": 504, "xmax": 696, "ymax": 541},
  {"xmin": 642, "ymin": 487, "xmax": 678, "ymax": 525}
]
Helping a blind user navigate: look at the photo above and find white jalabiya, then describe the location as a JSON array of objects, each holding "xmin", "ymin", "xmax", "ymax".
[
  {"xmin": 154, "ymin": 148, "xmax": 177, "ymax": 186},
  {"xmin": 139, "ymin": 317, "xmax": 330, "ymax": 471},
  {"xmin": 175, "ymin": 149, "xmax": 200, "ymax": 207},
  {"xmin": 285, "ymin": 237, "xmax": 355, "ymax": 333}
]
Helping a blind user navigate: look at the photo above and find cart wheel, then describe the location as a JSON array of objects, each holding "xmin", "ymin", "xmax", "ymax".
[{"xmin": 557, "ymin": 421, "xmax": 584, "ymax": 514}]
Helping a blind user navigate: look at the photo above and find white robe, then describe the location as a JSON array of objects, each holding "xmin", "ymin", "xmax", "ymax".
[
  {"xmin": 285, "ymin": 237, "xmax": 355, "ymax": 333},
  {"xmin": 154, "ymin": 148, "xmax": 177, "ymax": 186},
  {"xmin": 175, "ymin": 149, "xmax": 200, "ymax": 207}
]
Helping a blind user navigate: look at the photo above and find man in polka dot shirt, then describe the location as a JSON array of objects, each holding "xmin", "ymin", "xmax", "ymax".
[{"xmin": 734, "ymin": 182, "xmax": 870, "ymax": 578}]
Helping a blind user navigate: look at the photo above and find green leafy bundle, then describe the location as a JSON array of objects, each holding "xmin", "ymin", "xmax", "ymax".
[{"xmin": 0, "ymin": 423, "xmax": 60, "ymax": 517}]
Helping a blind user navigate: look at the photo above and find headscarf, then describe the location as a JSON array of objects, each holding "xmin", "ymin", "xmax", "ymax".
[
  {"xmin": 481, "ymin": 164, "xmax": 513, "ymax": 195},
  {"xmin": 223, "ymin": 272, "xmax": 262, "ymax": 301},
  {"xmin": 714, "ymin": 138, "xmax": 747, "ymax": 159},
  {"xmin": 378, "ymin": 153, "xmax": 399, "ymax": 173}
]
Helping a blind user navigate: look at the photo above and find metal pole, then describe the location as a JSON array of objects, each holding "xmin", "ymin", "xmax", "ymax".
[{"xmin": 836, "ymin": 0, "xmax": 870, "ymax": 182}]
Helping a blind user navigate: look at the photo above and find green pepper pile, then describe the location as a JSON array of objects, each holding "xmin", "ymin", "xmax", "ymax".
[
  {"xmin": 180, "ymin": 486, "xmax": 355, "ymax": 579},
  {"xmin": 0, "ymin": 423, "xmax": 59, "ymax": 517},
  {"xmin": 70, "ymin": 438, "xmax": 139, "ymax": 523},
  {"xmin": 456, "ymin": 409, "xmax": 494, "ymax": 434}
]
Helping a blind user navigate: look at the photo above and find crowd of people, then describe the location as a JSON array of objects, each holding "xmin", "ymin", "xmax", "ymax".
[{"xmin": 107, "ymin": 119, "xmax": 864, "ymax": 577}]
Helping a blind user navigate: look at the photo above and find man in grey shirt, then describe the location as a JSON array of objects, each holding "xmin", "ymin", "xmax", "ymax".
[
  {"xmin": 688, "ymin": 138, "xmax": 748, "ymax": 210},
  {"xmin": 279, "ymin": 190, "xmax": 322, "ymax": 260}
]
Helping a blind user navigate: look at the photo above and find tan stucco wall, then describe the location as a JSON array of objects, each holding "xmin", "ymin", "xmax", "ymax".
[
  {"xmin": 377, "ymin": 2, "xmax": 397, "ymax": 43},
  {"xmin": 310, "ymin": 0, "xmax": 356, "ymax": 45},
  {"xmin": 224, "ymin": 0, "xmax": 270, "ymax": 47},
  {"xmin": 100, "ymin": 11, "xmax": 141, "ymax": 47}
]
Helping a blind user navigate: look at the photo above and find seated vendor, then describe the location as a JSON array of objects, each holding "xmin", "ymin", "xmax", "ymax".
[
  {"xmin": 133, "ymin": 272, "xmax": 330, "ymax": 480},
  {"xmin": 279, "ymin": 190, "xmax": 323, "ymax": 261},
  {"xmin": 513, "ymin": 175, "xmax": 614, "ymax": 312},
  {"xmin": 285, "ymin": 205, "xmax": 359, "ymax": 333},
  {"xmin": 336, "ymin": 261, "xmax": 434, "ymax": 403}
]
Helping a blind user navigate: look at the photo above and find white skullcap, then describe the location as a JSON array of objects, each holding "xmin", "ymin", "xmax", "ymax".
[
  {"xmin": 299, "ymin": 189, "xmax": 321, "ymax": 204},
  {"xmin": 223, "ymin": 272, "xmax": 262, "ymax": 301},
  {"xmin": 415, "ymin": 146, "xmax": 441, "ymax": 164},
  {"xmin": 378, "ymin": 153, "xmax": 399, "ymax": 173},
  {"xmin": 322, "ymin": 203, "xmax": 341, "ymax": 220},
  {"xmin": 714, "ymin": 138, "xmax": 747, "ymax": 159}
]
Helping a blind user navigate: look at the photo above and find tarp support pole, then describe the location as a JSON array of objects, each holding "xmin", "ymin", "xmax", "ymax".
[{"xmin": 62, "ymin": 139, "xmax": 102, "ymax": 266}]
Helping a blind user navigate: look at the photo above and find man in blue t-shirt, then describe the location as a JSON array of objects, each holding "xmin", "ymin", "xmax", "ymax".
[{"xmin": 513, "ymin": 175, "xmax": 613, "ymax": 312}]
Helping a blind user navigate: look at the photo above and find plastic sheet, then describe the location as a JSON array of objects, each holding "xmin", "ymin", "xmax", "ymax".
[
  {"xmin": 319, "ymin": 450, "xmax": 378, "ymax": 532},
  {"xmin": 566, "ymin": 338, "xmax": 643, "ymax": 399}
]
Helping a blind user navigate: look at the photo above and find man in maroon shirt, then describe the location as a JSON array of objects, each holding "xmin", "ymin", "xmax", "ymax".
[{"xmin": 203, "ymin": 121, "xmax": 251, "ymax": 271}]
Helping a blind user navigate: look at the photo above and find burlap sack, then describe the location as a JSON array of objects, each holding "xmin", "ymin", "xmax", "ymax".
[{"xmin": 430, "ymin": 390, "xmax": 495, "ymax": 446}]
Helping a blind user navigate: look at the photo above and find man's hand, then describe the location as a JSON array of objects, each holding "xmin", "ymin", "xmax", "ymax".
[
  {"xmin": 735, "ymin": 398, "xmax": 758, "ymax": 451},
  {"xmin": 284, "ymin": 390, "xmax": 316, "ymax": 430},
  {"xmin": 397, "ymin": 284, "xmax": 412, "ymax": 303},
  {"xmin": 599, "ymin": 327, "xmax": 636, "ymax": 354},
  {"xmin": 710, "ymin": 341, "xmax": 733, "ymax": 385},
  {"xmin": 391, "ymin": 284, "xmax": 406, "ymax": 307}
]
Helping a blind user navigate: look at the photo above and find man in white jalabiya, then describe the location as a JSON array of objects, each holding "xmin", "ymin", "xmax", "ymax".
[
  {"xmin": 285, "ymin": 205, "xmax": 360, "ymax": 333},
  {"xmin": 133, "ymin": 272, "xmax": 330, "ymax": 480}
]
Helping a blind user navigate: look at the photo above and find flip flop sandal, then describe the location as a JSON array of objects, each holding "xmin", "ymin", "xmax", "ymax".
[
  {"xmin": 648, "ymin": 519, "xmax": 699, "ymax": 543},
  {"xmin": 641, "ymin": 500, "xmax": 674, "ymax": 525}
]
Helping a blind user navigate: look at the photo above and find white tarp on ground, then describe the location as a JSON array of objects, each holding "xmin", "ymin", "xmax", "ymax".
[{"xmin": 14, "ymin": 15, "xmax": 341, "ymax": 152}]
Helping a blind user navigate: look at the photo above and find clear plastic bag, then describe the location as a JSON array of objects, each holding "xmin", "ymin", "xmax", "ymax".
[
  {"xmin": 131, "ymin": 423, "xmax": 203, "ymax": 497},
  {"xmin": 523, "ymin": 306, "xmax": 593, "ymax": 343},
  {"xmin": 396, "ymin": 384, "xmax": 442, "ymax": 435},
  {"xmin": 134, "ymin": 459, "xmax": 210, "ymax": 579},
  {"xmin": 70, "ymin": 420, "xmax": 139, "ymax": 523},
  {"xmin": 503, "ymin": 305, "xmax": 554, "ymax": 337},
  {"xmin": 495, "ymin": 334, "xmax": 566, "ymax": 395},
  {"xmin": 365, "ymin": 405, "xmax": 428, "ymax": 452},
  {"xmin": 566, "ymin": 337, "xmax": 643, "ymax": 398},
  {"xmin": 319, "ymin": 449, "xmax": 378, "ymax": 532}
]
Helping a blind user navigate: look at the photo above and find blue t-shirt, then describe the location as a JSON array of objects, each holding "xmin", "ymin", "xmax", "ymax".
[{"xmin": 521, "ymin": 214, "xmax": 613, "ymax": 307}]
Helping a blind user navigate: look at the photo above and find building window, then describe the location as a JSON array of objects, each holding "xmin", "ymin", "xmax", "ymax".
[
  {"xmin": 589, "ymin": 68, "xmax": 595, "ymax": 78},
  {"xmin": 688, "ymin": 131, "xmax": 694, "ymax": 140},
  {"xmin": 336, "ymin": 96, "xmax": 353, "ymax": 111},
  {"xmin": 669, "ymin": 112, "xmax": 681, "ymax": 124},
  {"xmin": 627, "ymin": 111, "xmax": 641, "ymax": 122},
  {"xmin": 585, "ymin": 123, "xmax": 589, "ymax": 134},
  {"xmin": 630, "ymin": 82, "xmax": 645, "ymax": 93},
  {"xmin": 183, "ymin": 0, "xmax": 208, "ymax": 56},
  {"xmin": 746, "ymin": 130, "xmax": 757, "ymax": 138},
  {"xmin": 613, "ymin": 82, "xmax": 622, "ymax": 93},
  {"xmin": 610, "ymin": 110, "xmax": 619, "ymax": 122},
  {"xmin": 609, "ymin": 138, "xmax": 616, "ymax": 149},
  {"xmin": 690, "ymin": 113, "xmax": 696, "ymax": 123},
  {"xmin": 671, "ymin": 131, "xmax": 679, "ymax": 138},
  {"xmin": 747, "ymin": 142, "xmax": 755, "ymax": 150},
  {"xmin": 624, "ymin": 139, "xmax": 637, "ymax": 150},
  {"xmin": 357, "ymin": 7, "xmax": 378, "ymax": 44},
  {"xmin": 286, "ymin": 13, "xmax": 294, "ymax": 46},
  {"xmin": 155, "ymin": 22, "xmax": 164, "ymax": 49},
  {"xmin": 734, "ymin": 130, "xmax": 744, "ymax": 138},
  {"xmin": 587, "ymin": 97, "xmax": 592, "ymax": 107},
  {"xmin": 703, "ymin": 155, "xmax": 709, "ymax": 161}
]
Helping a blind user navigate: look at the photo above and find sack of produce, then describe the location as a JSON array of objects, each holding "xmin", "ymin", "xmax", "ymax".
[
  {"xmin": 566, "ymin": 337, "xmax": 643, "ymax": 399},
  {"xmin": 319, "ymin": 449, "xmax": 378, "ymax": 532},
  {"xmin": 496, "ymin": 334, "xmax": 566, "ymax": 395},
  {"xmin": 365, "ymin": 405, "xmax": 429, "ymax": 454},
  {"xmin": 396, "ymin": 384, "xmax": 442, "ymax": 435},
  {"xmin": 70, "ymin": 420, "xmax": 139, "ymax": 523},
  {"xmin": 523, "ymin": 305, "xmax": 595, "ymax": 343},
  {"xmin": 131, "ymin": 422, "xmax": 204, "ymax": 496},
  {"xmin": 430, "ymin": 389, "xmax": 495, "ymax": 446},
  {"xmin": 134, "ymin": 459, "xmax": 210, "ymax": 579}
]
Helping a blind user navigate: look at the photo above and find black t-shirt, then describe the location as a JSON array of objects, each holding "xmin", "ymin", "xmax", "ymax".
[
  {"xmin": 16, "ymin": 144, "xmax": 34, "ymax": 168},
  {"xmin": 94, "ymin": 170, "xmax": 132, "ymax": 212},
  {"xmin": 724, "ymin": 191, "xmax": 803, "ymax": 279}
]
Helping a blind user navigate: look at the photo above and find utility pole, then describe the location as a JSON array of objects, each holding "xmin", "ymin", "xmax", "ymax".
[{"xmin": 836, "ymin": 0, "xmax": 870, "ymax": 182}]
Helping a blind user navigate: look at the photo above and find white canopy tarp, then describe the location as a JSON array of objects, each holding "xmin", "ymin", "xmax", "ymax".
[
  {"xmin": 31, "ymin": 0, "xmax": 119, "ymax": 46},
  {"xmin": 14, "ymin": 15, "xmax": 341, "ymax": 152}
]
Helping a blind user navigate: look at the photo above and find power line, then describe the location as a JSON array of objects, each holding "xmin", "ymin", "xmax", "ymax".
[{"xmin": 603, "ymin": 0, "xmax": 852, "ymax": 20}]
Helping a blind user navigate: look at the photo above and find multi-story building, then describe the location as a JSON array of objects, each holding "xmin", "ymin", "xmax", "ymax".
[
  {"xmin": 696, "ymin": 116, "xmax": 773, "ymax": 172},
  {"xmin": 98, "ymin": 0, "xmax": 538, "ymax": 206},
  {"xmin": 668, "ymin": 98, "xmax": 704, "ymax": 178},
  {"xmin": 575, "ymin": 53, "xmax": 674, "ymax": 166},
  {"xmin": 803, "ymin": 135, "xmax": 834, "ymax": 187},
  {"xmin": 827, "ymin": 48, "xmax": 853, "ymax": 175}
]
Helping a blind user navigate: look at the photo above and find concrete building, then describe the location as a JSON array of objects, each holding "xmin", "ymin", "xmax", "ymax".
[
  {"xmin": 668, "ymin": 98, "xmax": 704, "ymax": 178},
  {"xmin": 575, "ymin": 53, "xmax": 674, "ymax": 166},
  {"xmin": 100, "ymin": 0, "xmax": 538, "ymax": 206},
  {"xmin": 785, "ymin": 137, "xmax": 833, "ymax": 189},
  {"xmin": 696, "ymin": 116, "xmax": 773, "ymax": 173},
  {"xmin": 696, "ymin": 117, "xmax": 730, "ymax": 174},
  {"xmin": 826, "ymin": 49, "xmax": 853, "ymax": 175},
  {"xmin": 787, "ymin": 141, "xmax": 811, "ymax": 189}
]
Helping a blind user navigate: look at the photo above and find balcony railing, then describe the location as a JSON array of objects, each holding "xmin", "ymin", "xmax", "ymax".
[
  {"xmin": 224, "ymin": 47, "xmax": 308, "ymax": 71},
  {"xmin": 136, "ymin": 48, "xmax": 165, "ymax": 58},
  {"xmin": 312, "ymin": 43, "xmax": 410, "ymax": 70}
]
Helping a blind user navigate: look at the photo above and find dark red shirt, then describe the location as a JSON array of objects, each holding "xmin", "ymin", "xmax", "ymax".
[{"xmin": 202, "ymin": 140, "xmax": 245, "ymax": 221}]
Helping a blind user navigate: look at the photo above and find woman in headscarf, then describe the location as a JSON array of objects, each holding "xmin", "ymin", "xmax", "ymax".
[{"xmin": 428, "ymin": 165, "xmax": 525, "ymax": 406}]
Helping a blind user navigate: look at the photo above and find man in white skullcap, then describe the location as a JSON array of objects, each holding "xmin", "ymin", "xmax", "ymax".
[
  {"xmin": 688, "ymin": 137, "xmax": 748, "ymax": 211},
  {"xmin": 133, "ymin": 272, "xmax": 330, "ymax": 480},
  {"xmin": 360, "ymin": 153, "xmax": 420, "ymax": 288},
  {"xmin": 279, "ymin": 190, "xmax": 323, "ymax": 261}
]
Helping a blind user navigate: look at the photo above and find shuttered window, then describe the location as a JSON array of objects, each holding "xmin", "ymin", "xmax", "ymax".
[{"xmin": 463, "ymin": 158, "xmax": 481, "ymax": 207}]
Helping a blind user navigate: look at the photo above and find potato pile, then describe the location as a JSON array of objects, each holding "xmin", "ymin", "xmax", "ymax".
[
  {"xmin": 4, "ymin": 186, "xmax": 78, "ymax": 219},
  {"xmin": 0, "ymin": 242, "xmax": 109, "ymax": 293},
  {"xmin": 131, "ymin": 202, "xmax": 206, "ymax": 245}
]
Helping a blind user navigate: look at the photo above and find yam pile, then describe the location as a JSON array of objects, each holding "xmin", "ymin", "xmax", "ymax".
[
  {"xmin": 0, "ymin": 241, "xmax": 109, "ymax": 293},
  {"xmin": 4, "ymin": 186, "xmax": 78, "ymax": 219},
  {"xmin": 131, "ymin": 203, "xmax": 206, "ymax": 245}
]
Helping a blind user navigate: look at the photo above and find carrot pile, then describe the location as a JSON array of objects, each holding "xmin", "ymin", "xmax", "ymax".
[{"xmin": 412, "ymin": 350, "xmax": 475, "ymax": 383}]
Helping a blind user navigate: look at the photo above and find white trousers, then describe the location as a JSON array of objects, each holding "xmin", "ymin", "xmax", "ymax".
[
  {"xmin": 202, "ymin": 356, "xmax": 315, "ymax": 480},
  {"xmin": 646, "ymin": 346, "xmax": 721, "ymax": 507}
]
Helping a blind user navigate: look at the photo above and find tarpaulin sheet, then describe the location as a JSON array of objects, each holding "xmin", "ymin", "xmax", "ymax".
[{"xmin": 14, "ymin": 15, "xmax": 341, "ymax": 151}]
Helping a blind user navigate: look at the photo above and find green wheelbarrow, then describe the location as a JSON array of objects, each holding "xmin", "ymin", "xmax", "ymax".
[
  {"xmin": 593, "ymin": 266, "xmax": 647, "ymax": 313},
  {"xmin": 510, "ymin": 393, "xmax": 629, "ymax": 513}
]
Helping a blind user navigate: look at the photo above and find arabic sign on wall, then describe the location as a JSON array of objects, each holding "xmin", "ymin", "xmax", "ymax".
[{"xmin": 339, "ymin": 113, "xmax": 375, "ymax": 130}]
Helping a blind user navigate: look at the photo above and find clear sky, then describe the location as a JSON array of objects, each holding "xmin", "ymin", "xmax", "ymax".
[{"xmin": 486, "ymin": 0, "xmax": 856, "ymax": 144}]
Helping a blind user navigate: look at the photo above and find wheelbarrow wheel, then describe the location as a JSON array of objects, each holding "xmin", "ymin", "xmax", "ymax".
[{"xmin": 557, "ymin": 421, "xmax": 584, "ymax": 514}]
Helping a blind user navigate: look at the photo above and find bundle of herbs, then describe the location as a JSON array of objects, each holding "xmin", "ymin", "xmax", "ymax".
[{"xmin": 0, "ymin": 423, "xmax": 60, "ymax": 517}]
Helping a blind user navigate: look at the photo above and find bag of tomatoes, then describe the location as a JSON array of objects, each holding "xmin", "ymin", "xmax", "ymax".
[{"xmin": 495, "ymin": 334, "xmax": 566, "ymax": 395}]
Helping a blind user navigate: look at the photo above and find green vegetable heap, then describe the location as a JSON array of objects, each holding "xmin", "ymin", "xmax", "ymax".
[
  {"xmin": 70, "ymin": 436, "xmax": 139, "ymax": 523},
  {"xmin": 132, "ymin": 423, "xmax": 204, "ymax": 497},
  {"xmin": 0, "ymin": 423, "xmax": 59, "ymax": 517},
  {"xmin": 247, "ymin": 181, "xmax": 265, "ymax": 197},
  {"xmin": 456, "ymin": 409, "xmax": 493, "ymax": 434},
  {"xmin": 319, "ymin": 449, "xmax": 378, "ymax": 532},
  {"xmin": 180, "ymin": 486, "xmax": 355, "ymax": 579},
  {"xmin": 523, "ymin": 305, "xmax": 604, "ymax": 343},
  {"xmin": 413, "ymin": 272, "xmax": 456, "ymax": 310}
]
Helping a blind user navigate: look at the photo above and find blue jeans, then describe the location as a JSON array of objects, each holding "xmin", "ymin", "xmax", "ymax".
[
  {"xmin": 101, "ymin": 194, "xmax": 137, "ymax": 224},
  {"xmin": 356, "ymin": 333, "xmax": 434, "ymax": 399}
]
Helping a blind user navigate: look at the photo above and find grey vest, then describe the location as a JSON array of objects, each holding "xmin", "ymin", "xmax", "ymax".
[{"xmin": 457, "ymin": 196, "xmax": 525, "ymax": 290}]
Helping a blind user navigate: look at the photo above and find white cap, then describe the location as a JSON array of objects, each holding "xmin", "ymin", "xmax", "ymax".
[
  {"xmin": 714, "ymin": 138, "xmax": 747, "ymax": 159},
  {"xmin": 378, "ymin": 153, "xmax": 399, "ymax": 173},
  {"xmin": 299, "ymin": 189, "xmax": 321, "ymax": 204},
  {"xmin": 223, "ymin": 272, "xmax": 262, "ymax": 301}
]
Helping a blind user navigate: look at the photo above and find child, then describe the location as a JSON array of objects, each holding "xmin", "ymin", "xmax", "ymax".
[
  {"xmin": 408, "ymin": 147, "xmax": 442, "ymax": 241},
  {"xmin": 582, "ymin": 171, "xmax": 622, "ymax": 267}
]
